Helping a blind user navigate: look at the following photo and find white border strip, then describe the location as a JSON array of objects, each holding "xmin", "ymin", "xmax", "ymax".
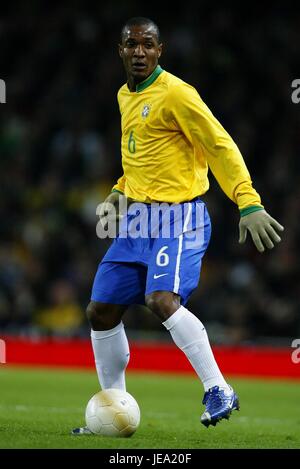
[{"xmin": 173, "ymin": 203, "xmax": 192, "ymax": 293}]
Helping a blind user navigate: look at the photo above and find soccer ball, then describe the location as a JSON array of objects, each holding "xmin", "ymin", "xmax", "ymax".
[{"xmin": 85, "ymin": 388, "xmax": 140, "ymax": 437}]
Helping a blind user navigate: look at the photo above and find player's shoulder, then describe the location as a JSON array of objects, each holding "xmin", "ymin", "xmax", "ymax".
[
  {"xmin": 161, "ymin": 70, "xmax": 200, "ymax": 99},
  {"xmin": 117, "ymin": 84, "xmax": 130, "ymax": 115},
  {"xmin": 117, "ymin": 83, "xmax": 128, "ymax": 99}
]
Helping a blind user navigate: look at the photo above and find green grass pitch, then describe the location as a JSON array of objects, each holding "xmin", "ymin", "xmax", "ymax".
[{"xmin": 0, "ymin": 366, "xmax": 299, "ymax": 449}]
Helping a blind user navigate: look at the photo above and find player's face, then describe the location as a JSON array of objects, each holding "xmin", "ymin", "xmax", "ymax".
[{"xmin": 119, "ymin": 25, "xmax": 162, "ymax": 85}]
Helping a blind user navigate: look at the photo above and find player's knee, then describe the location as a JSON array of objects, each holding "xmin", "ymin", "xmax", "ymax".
[
  {"xmin": 86, "ymin": 301, "xmax": 109, "ymax": 329},
  {"xmin": 86, "ymin": 302, "xmax": 102, "ymax": 324},
  {"xmin": 86, "ymin": 301, "xmax": 125, "ymax": 330},
  {"xmin": 145, "ymin": 292, "xmax": 179, "ymax": 321}
]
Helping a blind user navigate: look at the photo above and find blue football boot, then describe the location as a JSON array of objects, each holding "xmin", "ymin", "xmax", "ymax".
[
  {"xmin": 71, "ymin": 426, "xmax": 93, "ymax": 435},
  {"xmin": 201, "ymin": 385, "xmax": 240, "ymax": 427}
]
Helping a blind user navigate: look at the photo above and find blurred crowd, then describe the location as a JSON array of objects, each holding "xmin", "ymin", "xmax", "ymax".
[{"xmin": 0, "ymin": 2, "xmax": 299, "ymax": 344}]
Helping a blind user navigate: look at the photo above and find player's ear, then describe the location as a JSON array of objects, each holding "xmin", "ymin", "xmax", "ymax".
[
  {"xmin": 157, "ymin": 43, "xmax": 163, "ymax": 59},
  {"xmin": 118, "ymin": 44, "xmax": 123, "ymax": 58}
]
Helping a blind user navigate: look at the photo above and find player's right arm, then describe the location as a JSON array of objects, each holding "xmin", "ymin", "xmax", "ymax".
[
  {"xmin": 101, "ymin": 89, "xmax": 127, "ymax": 225},
  {"xmin": 99, "ymin": 175, "xmax": 127, "ymax": 230},
  {"xmin": 112, "ymin": 174, "xmax": 126, "ymax": 194}
]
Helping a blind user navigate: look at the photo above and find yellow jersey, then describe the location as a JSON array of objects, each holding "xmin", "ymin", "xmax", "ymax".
[{"xmin": 112, "ymin": 65, "xmax": 263, "ymax": 212}]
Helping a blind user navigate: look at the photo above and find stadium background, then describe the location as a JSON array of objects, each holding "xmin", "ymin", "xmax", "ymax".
[{"xmin": 1, "ymin": 2, "xmax": 299, "ymax": 352}]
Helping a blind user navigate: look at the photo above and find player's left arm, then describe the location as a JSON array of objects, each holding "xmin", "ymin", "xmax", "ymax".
[{"xmin": 168, "ymin": 84, "xmax": 284, "ymax": 252}]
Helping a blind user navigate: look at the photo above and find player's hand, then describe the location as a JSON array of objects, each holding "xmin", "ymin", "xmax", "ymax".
[
  {"xmin": 239, "ymin": 209, "xmax": 284, "ymax": 253},
  {"xmin": 98, "ymin": 192, "xmax": 125, "ymax": 230}
]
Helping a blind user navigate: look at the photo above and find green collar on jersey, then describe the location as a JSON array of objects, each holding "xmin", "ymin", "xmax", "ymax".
[{"xmin": 135, "ymin": 65, "xmax": 164, "ymax": 92}]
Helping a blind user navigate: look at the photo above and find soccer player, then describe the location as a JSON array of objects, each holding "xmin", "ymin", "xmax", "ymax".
[{"xmin": 72, "ymin": 17, "xmax": 284, "ymax": 434}]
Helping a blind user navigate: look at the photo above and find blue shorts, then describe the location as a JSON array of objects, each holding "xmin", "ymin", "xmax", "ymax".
[{"xmin": 91, "ymin": 198, "xmax": 211, "ymax": 305}]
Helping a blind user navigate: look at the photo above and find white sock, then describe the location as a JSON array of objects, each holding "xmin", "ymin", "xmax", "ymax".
[
  {"xmin": 91, "ymin": 322, "xmax": 129, "ymax": 390},
  {"xmin": 163, "ymin": 306, "xmax": 229, "ymax": 392}
]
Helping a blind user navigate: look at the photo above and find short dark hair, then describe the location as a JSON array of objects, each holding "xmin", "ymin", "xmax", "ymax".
[{"xmin": 121, "ymin": 17, "xmax": 160, "ymax": 42}]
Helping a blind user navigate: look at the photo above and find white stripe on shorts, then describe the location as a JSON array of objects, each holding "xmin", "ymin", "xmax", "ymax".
[{"xmin": 173, "ymin": 203, "xmax": 192, "ymax": 294}]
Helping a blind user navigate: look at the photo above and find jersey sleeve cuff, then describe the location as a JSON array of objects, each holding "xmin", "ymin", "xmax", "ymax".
[
  {"xmin": 111, "ymin": 188, "xmax": 124, "ymax": 194},
  {"xmin": 239, "ymin": 206, "xmax": 264, "ymax": 217}
]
